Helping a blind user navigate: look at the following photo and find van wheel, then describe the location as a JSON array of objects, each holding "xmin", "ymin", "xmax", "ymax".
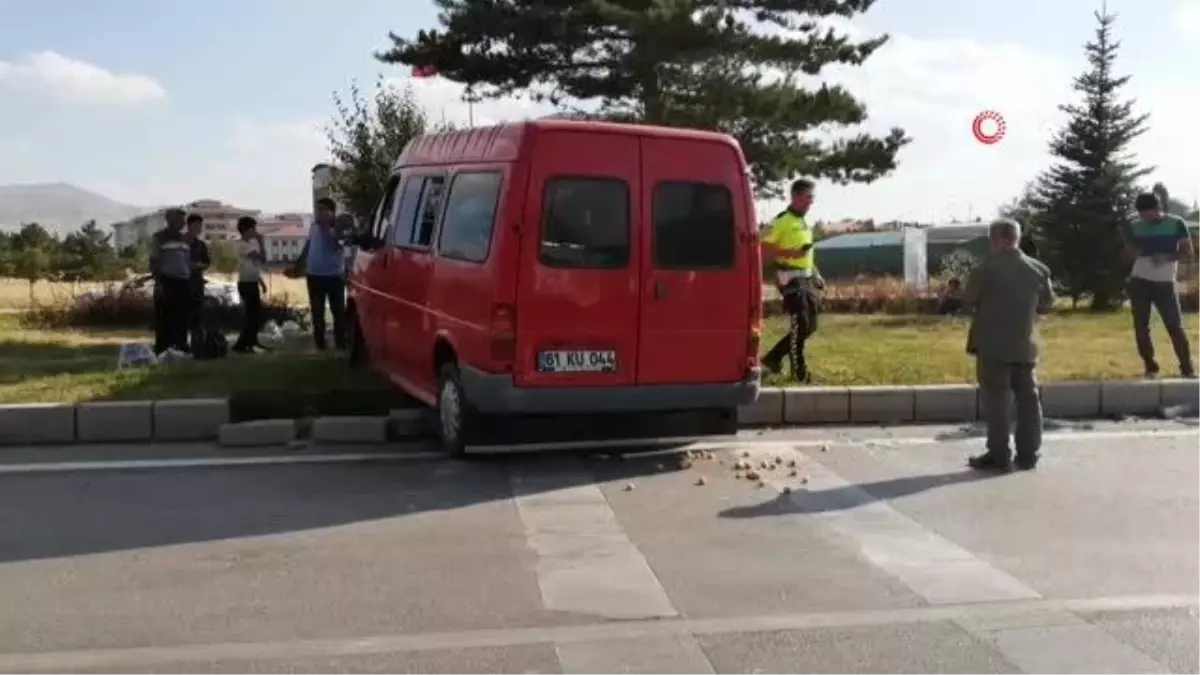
[
  {"xmin": 347, "ymin": 311, "xmax": 367, "ymax": 367},
  {"xmin": 436, "ymin": 363, "xmax": 475, "ymax": 455}
]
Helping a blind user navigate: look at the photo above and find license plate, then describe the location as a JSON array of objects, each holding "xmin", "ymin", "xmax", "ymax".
[{"xmin": 538, "ymin": 350, "xmax": 617, "ymax": 373}]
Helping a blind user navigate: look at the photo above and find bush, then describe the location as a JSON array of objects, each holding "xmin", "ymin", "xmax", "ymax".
[
  {"xmin": 19, "ymin": 284, "xmax": 308, "ymax": 331},
  {"xmin": 765, "ymin": 276, "xmax": 948, "ymax": 316}
]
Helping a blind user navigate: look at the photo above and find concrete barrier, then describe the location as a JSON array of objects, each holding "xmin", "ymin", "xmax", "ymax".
[
  {"xmin": 849, "ymin": 386, "xmax": 915, "ymax": 424},
  {"xmin": 783, "ymin": 387, "xmax": 850, "ymax": 424},
  {"xmin": 1041, "ymin": 381, "xmax": 1101, "ymax": 419},
  {"xmin": 913, "ymin": 384, "xmax": 978, "ymax": 422},
  {"xmin": 153, "ymin": 398, "xmax": 230, "ymax": 441},
  {"xmin": 388, "ymin": 408, "xmax": 435, "ymax": 438},
  {"xmin": 738, "ymin": 389, "xmax": 784, "ymax": 426},
  {"xmin": 312, "ymin": 416, "xmax": 388, "ymax": 444},
  {"xmin": 1160, "ymin": 378, "xmax": 1199, "ymax": 412},
  {"xmin": 76, "ymin": 401, "xmax": 153, "ymax": 442},
  {"xmin": 218, "ymin": 420, "xmax": 296, "ymax": 447},
  {"xmin": 0, "ymin": 403, "xmax": 76, "ymax": 444},
  {"xmin": 1101, "ymin": 380, "xmax": 1162, "ymax": 417}
]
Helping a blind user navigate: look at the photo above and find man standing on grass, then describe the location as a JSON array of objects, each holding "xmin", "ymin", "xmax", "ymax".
[
  {"xmin": 963, "ymin": 218, "xmax": 1055, "ymax": 473},
  {"xmin": 760, "ymin": 179, "xmax": 824, "ymax": 383},
  {"xmin": 148, "ymin": 208, "xmax": 192, "ymax": 355},
  {"xmin": 1126, "ymin": 193, "xmax": 1196, "ymax": 379},
  {"xmin": 185, "ymin": 213, "xmax": 210, "ymax": 349},
  {"xmin": 290, "ymin": 198, "xmax": 347, "ymax": 351}
]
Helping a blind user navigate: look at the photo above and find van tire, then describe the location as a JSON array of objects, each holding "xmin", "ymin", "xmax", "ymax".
[
  {"xmin": 436, "ymin": 363, "xmax": 475, "ymax": 455},
  {"xmin": 347, "ymin": 310, "xmax": 367, "ymax": 367}
]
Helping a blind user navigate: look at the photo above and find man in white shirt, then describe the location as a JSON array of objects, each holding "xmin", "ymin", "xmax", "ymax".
[{"xmin": 232, "ymin": 216, "xmax": 270, "ymax": 353}]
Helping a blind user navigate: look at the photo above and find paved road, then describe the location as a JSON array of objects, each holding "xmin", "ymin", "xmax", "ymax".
[{"xmin": 0, "ymin": 420, "xmax": 1196, "ymax": 673}]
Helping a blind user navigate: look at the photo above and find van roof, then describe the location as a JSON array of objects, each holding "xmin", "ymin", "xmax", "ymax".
[{"xmin": 394, "ymin": 119, "xmax": 740, "ymax": 169}]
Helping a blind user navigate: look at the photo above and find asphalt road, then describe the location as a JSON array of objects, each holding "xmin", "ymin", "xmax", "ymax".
[{"xmin": 0, "ymin": 419, "xmax": 1196, "ymax": 673}]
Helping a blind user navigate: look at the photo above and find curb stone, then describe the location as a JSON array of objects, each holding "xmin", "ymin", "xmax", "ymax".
[{"xmin": 0, "ymin": 381, "xmax": 1195, "ymax": 447}]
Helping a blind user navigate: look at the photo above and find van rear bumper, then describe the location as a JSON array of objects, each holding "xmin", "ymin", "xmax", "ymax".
[{"xmin": 460, "ymin": 366, "xmax": 762, "ymax": 414}]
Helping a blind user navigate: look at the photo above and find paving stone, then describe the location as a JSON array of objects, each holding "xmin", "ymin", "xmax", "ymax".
[
  {"xmin": 1101, "ymin": 380, "xmax": 1162, "ymax": 417},
  {"xmin": 153, "ymin": 398, "xmax": 229, "ymax": 441},
  {"xmin": 849, "ymin": 386, "xmax": 915, "ymax": 424},
  {"xmin": 0, "ymin": 403, "xmax": 76, "ymax": 445},
  {"xmin": 312, "ymin": 416, "xmax": 388, "ymax": 444},
  {"xmin": 738, "ymin": 388, "xmax": 784, "ymax": 426},
  {"xmin": 1041, "ymin": 381, "xmax": 1101, "ymax": 419},
  {"xmin": 783, "ymin": 387, "xmax": 850, "ymax": 424},
  {"xmin": 218, "ymin": 420, "xmax": 296, "ymax": 447},
  {"xmin": 76, "ymin": 401, "xmax": 152, "ymax": 442},
  {"xmin": 913, "ymin": 385, "xmax": 978, "ymax": 422}
]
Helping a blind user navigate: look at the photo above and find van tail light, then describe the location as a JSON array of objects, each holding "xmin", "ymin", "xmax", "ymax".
[
  {"xmin": 747, "ymin": 299, "xmax": 763, "ymax": 367},
  {"xmin": 489, "ymin": 303, "xmax": 516, "ymax": 364}
]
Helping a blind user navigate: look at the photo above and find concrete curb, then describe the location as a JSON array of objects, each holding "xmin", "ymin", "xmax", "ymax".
[{"xmin": 0, "ymin": 379, "xmax": 1194, "ymax": 447}]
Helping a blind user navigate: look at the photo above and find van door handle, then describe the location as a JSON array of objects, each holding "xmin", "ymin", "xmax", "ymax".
[{"xmin": 653, "ymin": 281, "xmax": 667, "ymax": 300}]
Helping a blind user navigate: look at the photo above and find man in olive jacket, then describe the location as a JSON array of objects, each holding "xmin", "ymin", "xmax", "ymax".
[{"xmin": 963, "ymin": 218, "xmax": 1056, "ymax": 472}]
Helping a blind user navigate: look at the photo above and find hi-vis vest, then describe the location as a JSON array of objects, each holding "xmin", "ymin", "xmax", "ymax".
[{"xmin": 763, "ymin": 209, "xmax": 814, "ymax": 272}]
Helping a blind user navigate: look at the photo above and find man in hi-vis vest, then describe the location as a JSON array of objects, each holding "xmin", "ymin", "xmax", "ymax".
[{"xmin": 760, "ymin": 179, "xmax": 824, "ymax": 383}]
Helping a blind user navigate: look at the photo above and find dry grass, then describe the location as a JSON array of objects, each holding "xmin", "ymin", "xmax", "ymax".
[
  {"xmin": 0, "ymin": 310, "xmax": 1194, "ymax": 409},
  {"xmin": 762, "ymin": 311, "xmax": 1200, "ymax": 386},
  {"xmin": 0, "ymin": 274, "xmax": 311, "ymax": 310}
]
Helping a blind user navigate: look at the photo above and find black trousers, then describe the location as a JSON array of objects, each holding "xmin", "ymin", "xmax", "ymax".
[
  {"xmin": 1128, "ymin": 277, "xmax": 1193, "ymax": 374},
  {"xmin": 153, "ymin": 278, "xmax": 192, "ymax": 354},
  {"xmin": 306, "ymin": 274, "xmax": 346, "ymax": 350},
  {"xmin": 235, "ymin": 281, "xmax": 264, "ymax": 350},
  {"xmin": 762, "ymin": 280, "xmax": 819, "ymax": 381}
]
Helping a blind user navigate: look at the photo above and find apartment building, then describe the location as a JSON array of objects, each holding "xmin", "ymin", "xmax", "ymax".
[
  {"xmin": 258, "ymin": 213, "xmax": 309, "ymax": 264},
  {"xmin": 111, "ymin": 199, "xmax": 261, "ymax": 250}
]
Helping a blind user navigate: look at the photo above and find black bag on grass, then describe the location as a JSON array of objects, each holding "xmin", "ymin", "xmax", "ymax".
[{"xmin": 192, "ymin": 327, "xmax": 228, "ymax": 361}]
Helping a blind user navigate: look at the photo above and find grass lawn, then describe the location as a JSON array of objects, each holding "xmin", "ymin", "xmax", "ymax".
[
  {"xmin": 0, "ymin": 311, "xmax": 1195, "ymax": 418},
  {"xmin": 0, "ymin": 274, "xmax": 311, "ymax": 311}
]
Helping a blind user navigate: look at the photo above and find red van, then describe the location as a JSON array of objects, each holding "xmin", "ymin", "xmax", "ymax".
[{"xmin": 347, "ymin": 119, "xmax": 763, "ymax": 453}]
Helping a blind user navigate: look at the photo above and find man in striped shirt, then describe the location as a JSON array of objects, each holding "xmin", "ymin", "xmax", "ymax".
[{"xmin": 1126, "ymin": 193, "xmax": 1195, "ymax": 379}]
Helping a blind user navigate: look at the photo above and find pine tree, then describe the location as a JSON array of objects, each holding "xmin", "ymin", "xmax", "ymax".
[
  {"xmin": 1029, "ymin": 9, "xmax": 1150, "ymax": 311},
  {"xmin": 376, "ymin": 0, "xmax": 909, "ymax": 198}
]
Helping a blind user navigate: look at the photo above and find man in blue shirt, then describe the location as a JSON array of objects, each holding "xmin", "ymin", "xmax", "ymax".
[
  {"xmin": 291, "ymin": 198, "xmax": 348, "ymax": 351},
  {"xmin": 1126, "ymin": 193, "xmax": 1195, "ymax": 379}
]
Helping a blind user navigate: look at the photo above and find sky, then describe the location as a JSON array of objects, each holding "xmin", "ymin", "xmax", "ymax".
[{"xmin": 0, "ymin": 0, "xmax": 1196, "ymax": 223}]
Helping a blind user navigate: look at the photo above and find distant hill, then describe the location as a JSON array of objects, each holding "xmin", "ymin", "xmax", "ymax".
[{"xmin": 0, "ymin": 182, "xmax": 148, "ymax": 236}]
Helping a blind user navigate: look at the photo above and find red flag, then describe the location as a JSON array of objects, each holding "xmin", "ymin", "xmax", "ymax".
[{"xmin": 411, "ymin": 64, "xmax": 438, "ymax": 78}]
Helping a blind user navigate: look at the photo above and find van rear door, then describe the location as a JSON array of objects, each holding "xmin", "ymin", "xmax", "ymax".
[
  {"xmin": 513, "ymin": 130, "xmax": 641, "ymax": 388},
  {"xmin": 635, "ymin": 137, "xmax": 752, "ymax": 385}
]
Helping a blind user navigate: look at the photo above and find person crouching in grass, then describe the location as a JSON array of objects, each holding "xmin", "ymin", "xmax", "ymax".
[{"xmin": 232, "ymin": 216, "xmax": 270, "ymax": 354}]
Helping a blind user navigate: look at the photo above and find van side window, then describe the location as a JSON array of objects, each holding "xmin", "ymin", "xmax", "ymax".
[
  {"xmin": 410, "ymin": 176, "xmax": 446, "ymax": 248},
  {"xmin": 540, "ymin": 178, "xmax": 630, "ymax": 269},
  {"xmin": 371, "ymin": 176, "xmax": 403, "ymax": 242},
  {"xmin": 652, "ymin": 182, "xmax": 736, "ymax": 270},
  {"xmin": 388, "ymin": 177, "xmax": 424, "ymax": 247},
  {"xmin": 437, "ymin": 171, "xmax": 502, "ymax": 263}
]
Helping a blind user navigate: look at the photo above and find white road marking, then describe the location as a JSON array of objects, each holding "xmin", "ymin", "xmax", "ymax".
[
  {"xmin": 0, "ymin": 594, "xmax": 1190, "ymax": 673},
  {"xmin": 510, "ymin": 465, "xmax": 679, "ymax": 621},
  {"xmin": 743, "ymin": 443, "xmax": 1173, "ymax": 674},
  {"xmin": 510, "ymin": 461, "xmax": 715, "ymax": 673},
  {"xmin": 0, "ymin": 452, "xmax": 446, "ymax": 475},
  {"xmin": 0, "ymin": 427, "xmax": 1191, "ymax": 475}
]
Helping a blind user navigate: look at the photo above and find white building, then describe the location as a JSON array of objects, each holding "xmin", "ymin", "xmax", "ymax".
[
  {"xmin": 111, "ymin": 199, "xmax": 261, "ymax": 251},
  {"xmin": 259, "ymin": 214, "xmax": 309, "ymax": 264}
]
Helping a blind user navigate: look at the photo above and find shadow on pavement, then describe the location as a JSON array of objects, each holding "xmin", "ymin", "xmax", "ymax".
[
  {"xmin": 0, "ymin": 446, "xmax": 694, "ymax": 564},
  {"xmin": 717, "ymin": 469, "xmax": 997, "ymax": 519}
]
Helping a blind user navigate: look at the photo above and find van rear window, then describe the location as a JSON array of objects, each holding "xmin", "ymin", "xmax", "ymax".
[
  {"xmin": 540, "ymin": 178, "xmax": 630, "ymax": 269},
  {"xmin": 653, "ymin": 182, "xmax": 736, "ymax": 270}
]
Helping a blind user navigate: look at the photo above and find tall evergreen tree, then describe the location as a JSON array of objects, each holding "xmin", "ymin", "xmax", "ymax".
[
  {"xmin": 1028, "ymin": 9, "xmax": 1150, "ymax": 311},
  {"xmin": 377, "ymin": 0, "xmax": 909, "ymax": 198}
]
